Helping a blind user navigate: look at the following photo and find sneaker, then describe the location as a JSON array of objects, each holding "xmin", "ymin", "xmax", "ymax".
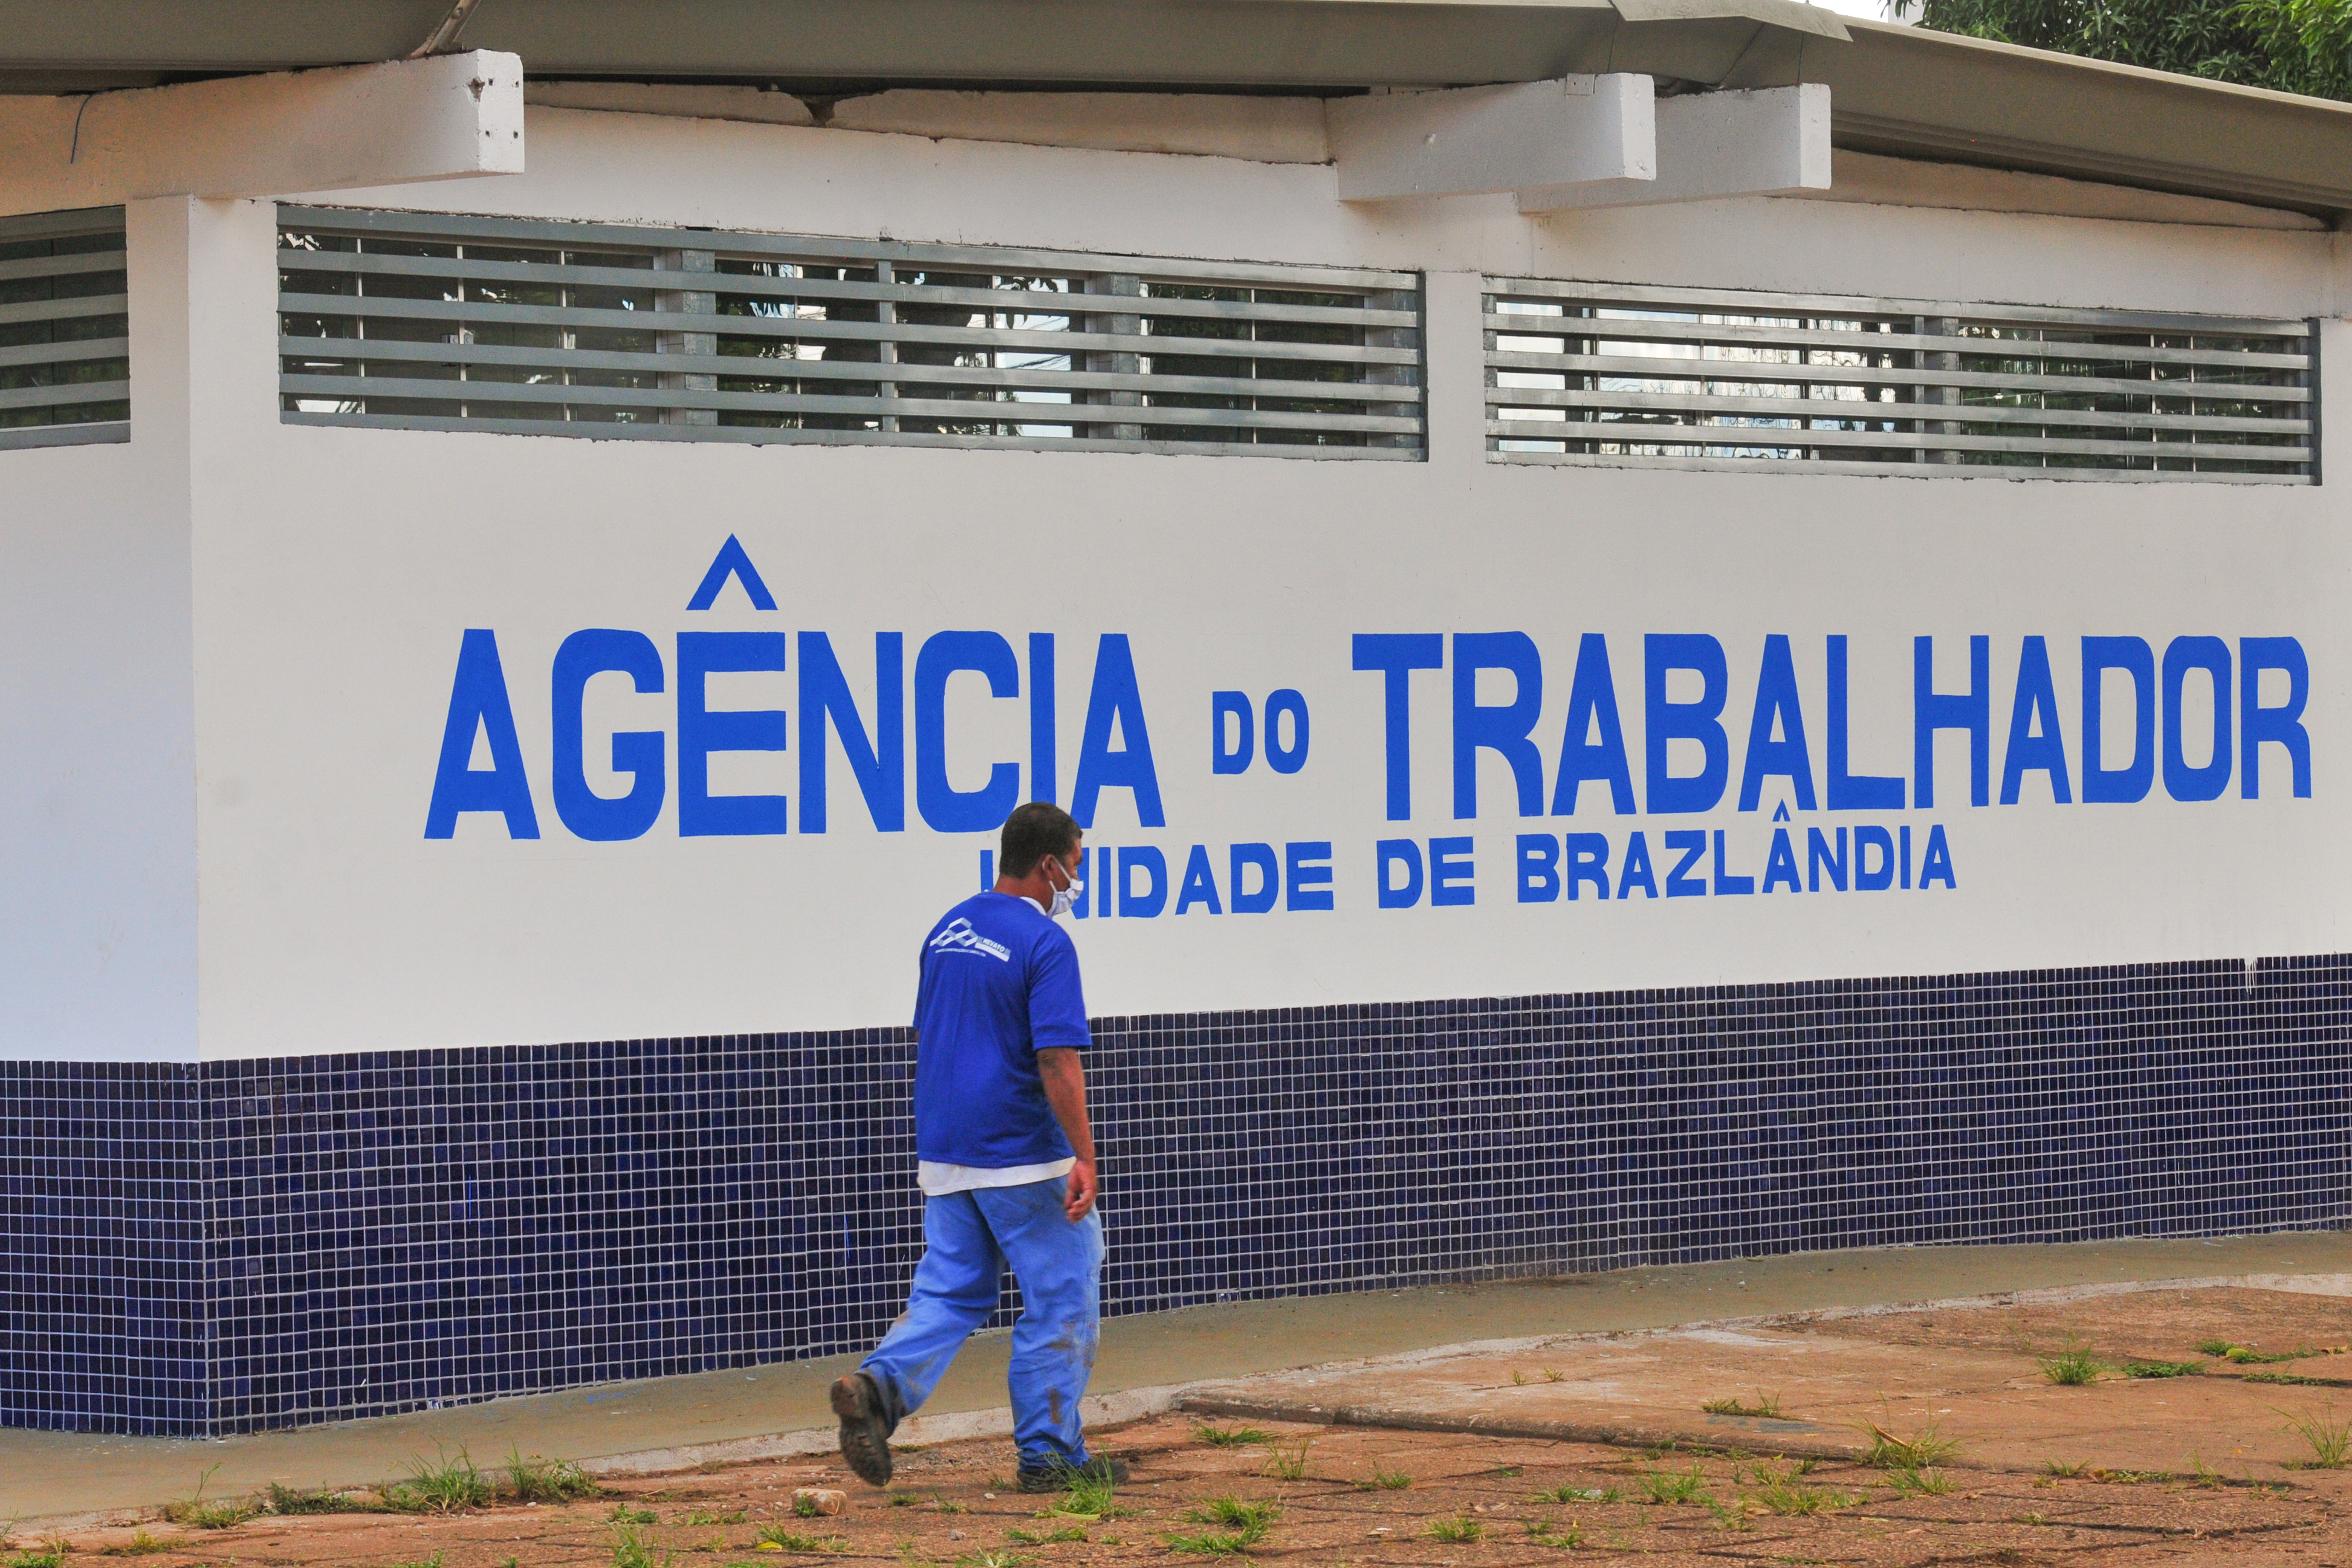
[
  {"xmin": 831, "ymin": 1371, "xmax": 893, "ymax": 1487},
  {"xmin": 1016, "ymin": 1454, "xmax": 1131, "ymax": 1493}
]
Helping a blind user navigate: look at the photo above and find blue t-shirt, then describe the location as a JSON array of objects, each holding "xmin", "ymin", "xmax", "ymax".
[{"xmin": 912, "ymin": 892, "xmax": 1092, "ymax": 1168}]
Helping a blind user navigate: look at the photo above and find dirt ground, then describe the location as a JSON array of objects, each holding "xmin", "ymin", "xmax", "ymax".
[{"xmin": 19, "ymin": 1286, "xmax": 2352, "ymax": 1568}]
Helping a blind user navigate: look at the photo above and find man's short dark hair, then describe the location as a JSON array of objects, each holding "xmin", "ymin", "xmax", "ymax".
[{"xmin": 999, "ymin": 801, "xmax": 1081, "ymax": 878}]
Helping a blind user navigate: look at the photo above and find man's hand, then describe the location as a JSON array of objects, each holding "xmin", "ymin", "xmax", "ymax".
[
  {"xmin": 1037, "ymin": 1047, "xmax": 1098, "ymax": 1223},
  {"xmin": 1064, "ymin": 1157, "xmax": 1099, "ymax": 1221}
]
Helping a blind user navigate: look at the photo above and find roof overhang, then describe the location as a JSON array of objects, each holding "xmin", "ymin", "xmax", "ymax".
[{"xmin": 1, "ymin": 0, "xmax": 2347, "ymax": 219}]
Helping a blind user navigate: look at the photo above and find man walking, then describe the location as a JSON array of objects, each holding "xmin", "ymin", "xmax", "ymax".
[{"xmin": 832, "ymin": 801, "xmax": 1127, "ymax": 1491}]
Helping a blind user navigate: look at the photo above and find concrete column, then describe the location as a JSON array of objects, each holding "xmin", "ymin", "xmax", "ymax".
[{"xmin": 1422, "ymin": 270, "xmax": 1488, "ymax": 473}]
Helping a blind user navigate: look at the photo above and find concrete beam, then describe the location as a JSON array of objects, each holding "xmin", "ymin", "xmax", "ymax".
[
  {"xmin": 1329, "ymin": 76, "xmax": 1654, "ymax": 202},
  {"xmin": 1517, "ymin": 83, "xmax": 1830, "ymax": 212},
  {"xmin": 0, "ymin": 50, "xmax": 523, "ymax": 213}
]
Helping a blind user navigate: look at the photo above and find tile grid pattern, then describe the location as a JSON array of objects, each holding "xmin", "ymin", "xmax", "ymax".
[{"xmin": 6, "ymin": 953, "xmax": 2348, "ymax": 1436}]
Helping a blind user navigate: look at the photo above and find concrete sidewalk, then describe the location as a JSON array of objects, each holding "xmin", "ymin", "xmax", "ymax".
[{"xmin": 6, "ymin": 1230, "xmax": 2343, "ymax": 1523}]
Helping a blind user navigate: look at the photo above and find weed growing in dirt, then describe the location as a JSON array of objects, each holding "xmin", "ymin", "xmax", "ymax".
[
  {"xmin": 2275, "ymin": 1404, "xmax": 2351, "ymax": 1468},
  {"xmin": 384, "ymin": 1450, "xmax": 494, "ymax": 1514},
  {"xmin": 1703, "ymin": 1494, "xmax": 1754, "ymax": 1531},
  {"xmin": 1164, "ymin": 1498, "xmax": 1275, "ymax": 1556},
  {"xmin": 2044, "ymin": 1460, "xmax": 2086, "ymax": 1478},
  {"xmin": 1356, "ymin": 1472, "xmax": 1411, "ymax": 1491},
  {"xmin": 161, "ymin": 1466, "xmax": 253, "ymax": 1530},
  {"xmin": 384, "ymin": 1557, "xmax": 445, "ymax": 1568},
  {"xmin": 1700, "ymin": 1391, "xmax": 1784, "ymax": 1418},
  {"xmin": 1262, "ymin": 1439, "xmax": 1311, "ymax": 1482},
  {"xmin": 1191, "ymin": 1425, "xmax": 1274, "ymax": 1448},
  {"xmin": 611, "ymin": 1506, "xmax": 659, "ymax": 1524},
  {"xmin": 508, "ymin": 1449, "xmax": 600, "ymax": 1503},
  {"xmin": 1543, "ymin": 1368, "xmax": 1567, "ymax": 1383},
  {"xmin": 1751, "ymin": 1467, "xmax": 1851, "ymax": 1517},
  {"xmin": 1424, "ymin": 1517, "xmax": 1484, "ymax": 1544},
  {"xmin": 2203, "ymin": 1341, "xmax": 2301, "ymax": 1364},
  {"xmin": 259, "ymin": 1483, "xmax": 383, "ymax": 1515},
  {"xmin": 1857, "ymin": 1417, "xmax": 1957, "ymax": 1469},
  {"xmin": 956, "ymin": 1555, "xmax": 1029, "ymax": 1568},
  {"xmin": 1187, "ymin": 1500, "xmax": 1278, "ymax": 1532},
  {"xmin": 611, "ymin": 1523, "xmax": 675, "ymax": 1568},
  {"xmin": 97, "ymin": 1533, "xmax": 166, "ymax": 1558},
  {"xmin": 675, "ymin": 1511, "xmax": 748, "ymax": 1526},
  {"xmin": 1528, "ymin": 1518, "xmax": 1586, "ymax": 1549},
  {"xmin": 931, "ymin": 1497, "xmax": 969, "ymax": 1514},
  {"xmin": 1050, "ymin": 1463, "xmax": 1123, "ymax": 1519},
  {"xmin": 1487, "ymin": 1465, "xmax": 1523, "ymax": 1478},
  {"xmin": 751, "ymin": 1526, "xmax": 847, "ymax": 1553},
  {"xmin": 2249, "ymin": 1372, "xmax": 2334, "ymax": 1386},
  {"xmin": 1637, "ymin": 1462, "xmax": 1708, "ymax": 1505},
  {"xmin": 1532, "ymin": 1485, "xmax": 1615, "ymax": 1505},
  {"xmin": 2124, "ymin": 1361, "xmax": 2200, "ymax": 1379},
  {"xmin": 5, "ymin": 1549, "xmax": 63, "ymax": 1568},
  {"xmin": 1005, "ymin": 1526, "xmax": 1087, "ymax": 1546},
  {"xmin": 2038, "ymin": 1346, "xmax": 2101, "ymax": 1385},
  {"xmin": 1511, "ymin": 1371, "xmax": 1529, "ymax": 1385},
  {"xmin": 1887, "ymin": 1468, "xmax": 1956, "ymax": 1497}
]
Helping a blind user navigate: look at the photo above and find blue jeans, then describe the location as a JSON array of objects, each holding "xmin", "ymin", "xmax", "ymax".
[{"xmin": 860, "ymin": 1177, "xmax": 1106, "ymax": 1471}]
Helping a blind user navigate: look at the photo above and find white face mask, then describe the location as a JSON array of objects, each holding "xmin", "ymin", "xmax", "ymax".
[{"xmin": 1046, "ymin": 858, "xmax": 1083, "ymax": 919}]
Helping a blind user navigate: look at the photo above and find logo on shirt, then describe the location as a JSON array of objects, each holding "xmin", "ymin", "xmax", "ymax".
[{"xmin": 928, "ymin": 917, "xmax": 1011, "ymax": 962}]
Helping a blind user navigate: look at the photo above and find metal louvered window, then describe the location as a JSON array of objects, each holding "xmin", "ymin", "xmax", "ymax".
[
  {"xmin": 1, "ymin": 208, "xmax": 130, "ymax": 452},
  {"xmin": 1487, "ymin": 279, "xmax": 2315, "ymax": 484},
  {"xmin": 277, "ymin": 207, "xmax": 1423, "ymax": 458}
]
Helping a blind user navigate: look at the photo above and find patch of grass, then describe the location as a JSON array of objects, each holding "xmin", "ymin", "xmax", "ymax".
[
  {"xmin": 1528, "ymin": 1518, "xmax": 1586, "ymax": 1549},
  {"xmin": 509, "ymin": 1449, "xmax": 601, "ymax": 1503},
  {"xmin": 1700, "ymin": 1391, "xmax": 1783, "ymax": 1418},
  {"xmin": 932, "ymin": 1497, "xmax": 970, "ymax": 1515},
  {"xmin": 1004, "ymin": 1526, "xmax": 1086, "ymax": 1546},
  {"xmin": 383, "ymin": 1449, "xmax": 494, "ymax": 1515},
  {"xmin": 1051, "ymin": 1463, "xmax": 1122, "ymax": 1520},
  {"xmin": 1636, "ymin": 1462, "xmax": 1708, "ymax": 1506},
  {"xmin": 1752, "ymin": 1468, "xmax": 1851, "ymax": 1517},
  {"xmin": 98, "ymin": 1533, "xmax": 168, "ymax": 1558},
  {"xmin": 1185, "ymin": 1500, "xmax": 1278, "ymax": 1532},
  {"xmin": 2203, "ymin": 1341, "xmax": 2301, "ymax": 1364},
  {"xmin": 2044, "ymin": 1460, "xmax": 2087, "ymax": 1478},
  {"xmin": 611, "ymin": 1523, "xmax": 674, "ymax": 1568},
  {"xmin": 1356, "ymin": 1472, "xmax": 1411, "ymax": 1491},
  {"xmin": 160, "ymin": 1467, "xmax": 253, "ymax": 1531},
  {"xmin": 1424, "ymin": 1517, "xmax": 1484, "ymax": 1544},
  {"xmin": 384, "ymin": 1557, "xmax": 445, "ymax": 1568},
  {"xmin": 676, "ymin": 1510, "xmax": 749, "ymax": 1526},
  {"xmin": 1191, "ymin": 1425, "xmax": 1274, "ymax": 1448},
  {"xmin": 2125, "ymin": 1360, "xmax": 2201, "ymax": 1379},
  {"xmin": 2087, "ymin": 1469, "xmax": 2164, "ymax": 1485},
  {"xmin": 1159, "ymin": 1535, "xmax": 1252, "ymax": 1558},
  {"xmin": 1511, "ymin": 1370, "xmax": 1529, "ymax": 1386},
  {"xmin": 1857, "ymin": 1417, "xmax": 1958, "ymax": 1470},
  {"xmin": 2038, "ymin": 1346, "xmax": 2102, "ymax": 1386},
  {"xmin": 1543, "ymin": 1368, "xmax": 1567, "ymax": 1383},
  {"xmin": 2276, "ymin": 1404, "xmax": 2351, "ymax": 1468},
  {"xmin": 1702, "ymin": 1494, "xmax": 1753, "ymax": 1531},
  {"xmin": 1887, "ymin": 1468, "xmax": 1956, "ymax": 1497},
  {"xmin": 2248, "ymin": 1372, "xmax": 2334, "ymax": 1387},
  {"xmin": 751, "ymin": 1526, "xmax": 849, "ymax": 1554},
  {"xmin": 1260, "ymin": 1439, "xmax": 1311, "ymax": 1482},
  {"xmin": 956, "ymin": 1555, "xmax": 1029, "ymax": 1568},
  {"xmin": 6, "ymin": 1550, "xmax": 64, "ymax": 1568},
  {"xmin": 611, "ymin": 1506, "xmax": 660, "ymax": 1524},
  {"xmin": 1531, "ymin": 1485, "xmax": 1615, "ymax": 1505},
  {"xmin": 1486, "ymin": 1465, "xmax": 1523, "ymax": 1479},
  {"xmin": 259, "ymin": 1483, "xmax": 384, "ymax": 1515}
]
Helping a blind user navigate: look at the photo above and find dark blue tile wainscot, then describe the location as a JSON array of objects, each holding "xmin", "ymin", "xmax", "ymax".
[{"xmin": 5, "ymin": 953, "xmax": 2348, "ymax": 1436}]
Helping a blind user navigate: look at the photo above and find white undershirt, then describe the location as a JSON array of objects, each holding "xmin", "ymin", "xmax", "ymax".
[
  {"xmin": 918, "ymin": 1157, "xmax": 1076, "ymax": 1197},
  {"xmin": 919, "ymin": 888, "xmax": 1075, "ymax": 1199}
]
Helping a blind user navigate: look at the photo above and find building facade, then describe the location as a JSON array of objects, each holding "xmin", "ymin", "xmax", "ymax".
[{"xmin": 4, "ymin": 1, "xmax": 2349, "ymax": 1437}]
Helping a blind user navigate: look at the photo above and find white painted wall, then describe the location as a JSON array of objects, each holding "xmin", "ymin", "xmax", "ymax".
[
  {"xmin": 4, "ymin": 105, "xmax": 2347, "ymax": 1061},
  {"xmin": 0, "ymin": 201, "xmax": 201, "ymax": 1060}
]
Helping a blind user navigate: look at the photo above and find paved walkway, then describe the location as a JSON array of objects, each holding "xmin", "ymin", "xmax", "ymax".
[{"xmin": 7, "ymin": 1230, "xmax": 2342, "ymax": 1522}]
